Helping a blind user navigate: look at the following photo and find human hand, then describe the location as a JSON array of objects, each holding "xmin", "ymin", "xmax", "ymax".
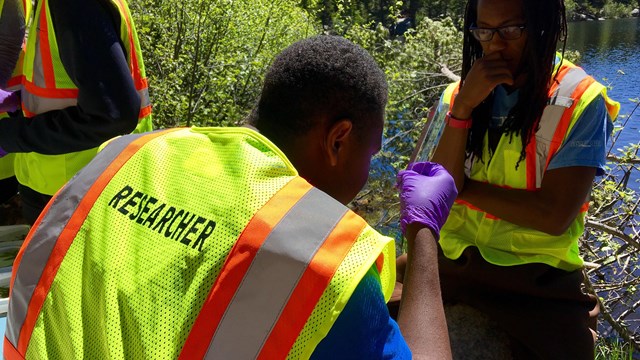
[
  {"xmin": 451, "ymin": 52, "xmax": 513, "ymax": 119},
  {"xmin": 0, "ymin": 89, "xmax": 19, "ymax": 113},
  {"xmin": 397, "ymin": 162, "xmax": 457, "ymax": 238},
  {"xmin": 0, "ymin": 147, "xmax": 7, "ymax": 158}
]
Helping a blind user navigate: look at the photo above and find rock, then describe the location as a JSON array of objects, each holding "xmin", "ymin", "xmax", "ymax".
[
  {"xmin": 445, "ymin": 304, "xmax": 512, "ymax": 360},
  {"xmin": 632, "ymin": 8, "xmax": 639, "ymax": 17}
]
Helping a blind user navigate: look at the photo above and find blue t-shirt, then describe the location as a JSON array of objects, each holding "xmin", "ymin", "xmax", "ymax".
[
  {"xmin": 311, "ymin": 266, "xmax": 411, "ymax": 359},
  {"xmin": 492, "ymin": 85, "xmax": 612, "ymax": 175}
]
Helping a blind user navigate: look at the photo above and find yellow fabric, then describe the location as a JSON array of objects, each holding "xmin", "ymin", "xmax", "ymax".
[
  {"xmin": 439, "ymin": 62, "xmax": 618, "ymax": 271},
  {"xmin": 26, "ymin": 127, "xmax": 394, "ymax": 359},
  {"xmin": 288, "ymin": 225, "xmax": 396, "ymax": 359},
  {"xmin": 0, "ymin": 154, "xmax": 15, "ymax": 180},
  {"xmin": 14, "ymin": 0, "xmax": 152, "ymax": 196}
]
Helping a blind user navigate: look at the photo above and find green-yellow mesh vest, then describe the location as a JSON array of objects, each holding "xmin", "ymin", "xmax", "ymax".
[
  {"xmin": 5, "ymin": 127, "xmax": 395, "ymax": 359},
  {"xmin": 437, "ymin": 58, "xmax": 619, "ymax": 271}
]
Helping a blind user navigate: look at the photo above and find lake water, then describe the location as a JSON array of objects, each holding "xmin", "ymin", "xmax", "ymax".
[
  {"xmin": 567, "ymin": 17, "xmax": 640, "ymax": 150},
  {"xmin": 567, "ymin": 17, "xmax": 640, "ymax": 343}
]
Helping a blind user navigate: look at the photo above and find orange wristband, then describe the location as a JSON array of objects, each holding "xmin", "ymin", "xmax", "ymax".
[{"xmin": 445, "ymin": 111, "xmax": 472, "ymax": 129}]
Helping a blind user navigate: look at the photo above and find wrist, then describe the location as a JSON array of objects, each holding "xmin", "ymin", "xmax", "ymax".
[{"xmin": 445, "ymin": 111, "xmax": 472, "ymax": 129}]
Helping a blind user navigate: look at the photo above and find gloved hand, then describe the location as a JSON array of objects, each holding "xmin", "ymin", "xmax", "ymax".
[
  {"xmin": 396, "ymin": 162, "xmax": 457, "ymax": 238},
  {"xmin": 0, "ymin": 89, "xmax": 19, "ymax": 113},
  {"xmin": 0, "ymin": 147, "xmax": 7, "ymax": 158}
]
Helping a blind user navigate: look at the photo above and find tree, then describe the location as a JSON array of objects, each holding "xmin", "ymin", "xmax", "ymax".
[{"xmin": 129, "ymin": 0, "xmax": 317, "ymax": 128}]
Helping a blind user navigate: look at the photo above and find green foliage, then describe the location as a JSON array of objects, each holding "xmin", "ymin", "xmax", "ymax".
[
  {"xmin": 128, "ymin": 0, "xmax": 639, "ymax": 351},
  {"xmin": 344, "ymin": 18, "xmax": 462, "ymax": 239},
  {"xmin": 300, "ymin": 0, "xmax": 401, "ymax": 33},
  {"xmin": 130, "ymin": 0, "xmax": 317, "ymax": 128},
  {"xmin": 596, "ymin": 337, "xmax": 636, "ymax": 359},
  {"xmin": 602, "ymin": 0, "xmax": 636, "ymax": 18}
]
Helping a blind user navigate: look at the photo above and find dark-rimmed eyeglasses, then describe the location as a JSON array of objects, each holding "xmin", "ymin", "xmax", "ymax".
[{"xmin": 469, "ymin": 24, "xmax": 526, "ymax": 42}]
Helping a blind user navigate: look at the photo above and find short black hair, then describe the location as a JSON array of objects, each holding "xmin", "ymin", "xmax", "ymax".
[{"xmin": 249, "ymin": 35, "xmax": 388, "ymax": 148}]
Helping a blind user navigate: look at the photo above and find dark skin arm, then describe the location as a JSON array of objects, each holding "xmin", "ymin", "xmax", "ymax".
[
  {"xmin": 396, "ymin": 224, "xmax": 452, "ymax": 360},
  {"xmin": 460, "ymin": 166, "xmax": 595, "ymax": 235},
  {"xmin": 431, "ymin": 51, "xmax": 593, "ymax": 235}
]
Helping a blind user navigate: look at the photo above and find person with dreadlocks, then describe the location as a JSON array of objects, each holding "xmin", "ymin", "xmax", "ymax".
[{"xmin": 426, "ymin": 0, "xmax": 619, "ymax": 358}]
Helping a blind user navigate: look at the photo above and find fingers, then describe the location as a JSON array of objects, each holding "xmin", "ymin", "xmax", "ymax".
[
  {"xmin": 471, "ymin": 55, "xmax": 513, "ymax": 87},
  {"xmin": 455, "ymin": 53, "xmax": 513, "ymax": 112}
]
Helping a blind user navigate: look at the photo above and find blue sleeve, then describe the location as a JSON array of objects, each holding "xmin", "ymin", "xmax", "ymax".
[
  {"xmin": 311, "ymin": 266, "xmax": 411, "ymax": 360},
  {"xmin": 546, "ymin": 95, "xmax": 613, "ymax": 176}
]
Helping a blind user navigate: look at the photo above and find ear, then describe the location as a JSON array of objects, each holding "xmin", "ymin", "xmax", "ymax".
[{"xmin": 324, "ymin": 119, "xmax": 353, "ymax": 167}]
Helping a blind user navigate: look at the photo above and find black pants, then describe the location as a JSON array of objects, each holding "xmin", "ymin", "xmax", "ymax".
[
  {"xmin": 439, "ymin": 247, "xmax": 598, "ymax": 360},
  {"xmin": 19, "ymin": 184, "xmax": 52, "ymax": 225},
  {"xmin": 0, "ymin": 176, "xmax": 19, "ymax": 204}
]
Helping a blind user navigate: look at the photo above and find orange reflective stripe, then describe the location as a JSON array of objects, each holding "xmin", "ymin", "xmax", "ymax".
[
  {"xmin": 257, "ymin": 211, "xmax": 366, "ymax": 359},
  {"xmin": 178, "ymin": 177, "xmax": 313, "ymax": 360},
  {"xmin": 448, "ymin": 84, "xmax": 460, "ymax": 111},
  {"xmin": 22, "ymin": 80, "xmax": 79, "ymax": 98},
  {"xmin": 14, "ymin": 129, "xmax": 180, "ymax": 354},
  {"xmin": 136, "ymin": 77, "xmax": 148, "ymax": 91},
  {"xmin": 455, "ymin": 199, "xmax": 499, "ymax": 220},
  {"xmin": 38, "ymin": 1, "xmax": 56, "ymax": 89},
  {"xmin": 525, "ymin": 130, "xmax": 537, "ymax": 190},
  {"xmin": 375, "ymin": 253, "xmax": 385, "ymax": 273},
  {"xmin": 6, "ymin": 76, "xmax": 23, "ymax": 89},
  {"xmin": 139, "ymin": 105, "xmax": 152, "ymax": 119},
  {"xmin": 3, "ymin": 336, "xmax": 22, "ymax": 360},
  {"xmin": 580, "ymin": 202, "xmax": 589, "ymax": 212},
  {"xmin": 544, "ymin": 76, "xmax": 596, "ymax": 172},
  {"xmin": 112, "ymin": 0, "xmax": 142, "ymax": 83},
  {"xmin": 548, "ymin": 62, "xmax": 571, "ymax": 95}
]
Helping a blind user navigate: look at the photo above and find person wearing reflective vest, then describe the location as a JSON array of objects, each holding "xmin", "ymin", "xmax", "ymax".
[
  {"xmin": 0, "ymin": 0, "xmax": 152, "ymax": 224},
  {"xmin": 5, "ymin": 36, "xmax": 457, "ymax": 359},
  {"xmin": 427, "ymin": 0, "xmax": 620, "ymax": 358}
]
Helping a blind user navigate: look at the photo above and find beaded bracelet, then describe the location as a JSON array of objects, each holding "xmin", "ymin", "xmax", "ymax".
[{"xmin": 445, "ymin": 111, "xmax": 472, "ymax": 129}]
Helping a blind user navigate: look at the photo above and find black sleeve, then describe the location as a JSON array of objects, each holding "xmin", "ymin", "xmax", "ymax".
[
  {"xmin": 0, "ymin": 0, "xmax": 141, "ymax": 154},
  {"xmin": 0, "ymin": 0, "xmax": 26, "ymax": 87}
]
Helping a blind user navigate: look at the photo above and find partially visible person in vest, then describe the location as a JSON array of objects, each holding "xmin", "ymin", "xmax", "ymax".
[
  {"xmin": 0, "ymin": 0, "xmax": 153, "ymax": 224},
  {"xmin": 402, "ymin": 0, "xmax": 619, "ymax": 358},
  {"xmin": 0, "ymin": 0, "xmax": 28, "ymax": 213},
  {"xmin": 4, "ymin": 35, "xmax": 457, "ymax": 359}
]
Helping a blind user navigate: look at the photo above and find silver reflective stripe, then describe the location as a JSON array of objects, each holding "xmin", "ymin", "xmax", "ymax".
[
  {"xmin": 139, "ymin": 88, "xmax": 150, "ymax": 109},
  {"xmin": 205, "ymin": 187, "xmax": 348, "ymax": 360},
  {"xmin": 534, "ymin": 66, "xmax": 589, "ymax": 187},
  {"xmin": 21, "ymin": 90, "xmax": 77, "ymax": 115},
  {"xmin": 32, "ymin": 24, "xmax": 46, "ymax": 89},
  {"xmin": 5, "ymin": 132, "xmax": 149, "ymax": 347}
]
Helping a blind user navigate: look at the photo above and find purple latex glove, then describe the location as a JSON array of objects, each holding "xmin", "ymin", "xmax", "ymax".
[
  {"xmin": 396, "ymin": 162, "xmax": 458, "ymax": 238},
  {"xmin": 0, "ymin": 89, "xmax": 19, "ymax": 113},
  {"xmin": 0, "ymin": 147, "xmax": 7, "ymax": 158}
]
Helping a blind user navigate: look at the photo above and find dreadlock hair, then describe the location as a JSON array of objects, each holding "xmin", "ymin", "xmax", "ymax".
[
  {"xmin": 462, "ymin": 0, "xmax": 567, "ymax": 168},
  {"xmin": 248, "ymin": 35, "xmax": 388, "ymax": 151}
]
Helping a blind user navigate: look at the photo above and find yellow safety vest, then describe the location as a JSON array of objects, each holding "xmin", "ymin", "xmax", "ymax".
[
  {"xmin": 4, "ymin": 127, "xmax": 396, "ymax": 359},
  {"xmin": 9, "ymin": 0, "xmax": 152, "ymax": 196},
  {"xmin": 438, "ymin": 58, "xmax": 619, "ymax": 271}
]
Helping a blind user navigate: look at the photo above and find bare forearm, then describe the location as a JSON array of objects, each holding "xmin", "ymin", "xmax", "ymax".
[
  {"xmin": 397, "ymin": 224, "xmax": 452, "ymax": 360},
  {"xmin": 460, "ymin": 169, "xmax": 594, "ymax": 235},
  {"xmin": 431, "ymin": 127, "xmax": 467, "ymax": 190}
]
